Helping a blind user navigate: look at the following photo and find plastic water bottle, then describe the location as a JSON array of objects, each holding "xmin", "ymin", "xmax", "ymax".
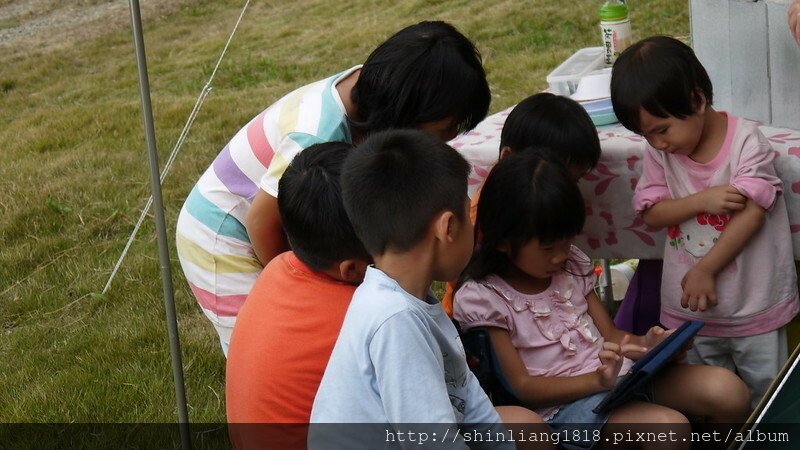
[{"xmin": 600, "ymin": 0, "xmax": 632, "ymax": 65}]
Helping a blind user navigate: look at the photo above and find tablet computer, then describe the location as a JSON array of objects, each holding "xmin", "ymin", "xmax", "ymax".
[{"xmin": 593, "ymin": 320, "xmax": 704, "ymax": 414}]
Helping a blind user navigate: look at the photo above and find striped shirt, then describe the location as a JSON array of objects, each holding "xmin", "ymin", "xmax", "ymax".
[{"xmin": 176, "ymin": 66, "xmax": 358, "ymax": 334}]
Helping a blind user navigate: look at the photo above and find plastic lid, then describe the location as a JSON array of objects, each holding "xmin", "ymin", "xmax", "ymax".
[{"xmin": 599, "ymin": 1, "xmax": 628, "ymax": 21}]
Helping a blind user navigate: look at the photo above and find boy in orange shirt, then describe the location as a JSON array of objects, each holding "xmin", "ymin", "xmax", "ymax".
[{"xmin": 226, "ymin": 142, "xmax": 370, "ymax": 447}]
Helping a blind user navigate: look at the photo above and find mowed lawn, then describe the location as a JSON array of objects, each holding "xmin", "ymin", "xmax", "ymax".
[{"xmin": 0, "ymin": 0, "xmax": 688, "ymax": 423}]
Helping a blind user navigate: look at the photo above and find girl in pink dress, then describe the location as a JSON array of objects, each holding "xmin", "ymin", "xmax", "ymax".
[{"xmin": 454, "ymin": 150, "xmax": 749, "ymax": 450}]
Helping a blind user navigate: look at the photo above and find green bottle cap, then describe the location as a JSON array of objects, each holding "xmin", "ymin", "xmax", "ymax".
[{"xmin": 599, "ymin": 1, "xmax": 628, "ymax": 21}]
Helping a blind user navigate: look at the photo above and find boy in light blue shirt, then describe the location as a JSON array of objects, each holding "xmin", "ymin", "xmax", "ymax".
[{"xmin": 310, "ymin": 129, "xmax": 546, "ymax": 449}]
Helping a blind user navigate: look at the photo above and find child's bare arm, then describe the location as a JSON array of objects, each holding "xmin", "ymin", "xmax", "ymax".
[
  {"xmin": 681, "ymin": 198, "xmax": 766, "ymax": 311},
  {"xmin": 246, "ymin": 189, "xmax": 289, "ymax": 265},
  {"xmin": 585, "ymin": 290, "xmax": 620, "ymax": 340},
  {"xmin": 486, "ymin": 327, "xmax": 609, "ymax": 407},
  {"xmin": 642, "ymin": 185, "xmax": 746, "ymax": 228}
]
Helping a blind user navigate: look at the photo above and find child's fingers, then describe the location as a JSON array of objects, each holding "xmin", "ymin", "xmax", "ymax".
[
  {"xmin": 602, "ymin": 341, "xmax": 621, "ymax": 352},
  {"xmin": 725, "ymin": 185, "xmax": 742, "ymax": 195},
  {"xmin": 727, "ymin": 197, "xmax": 746, "ymax": 206},
  {"xmin": 599, "ymin": 350, "xmax": 619, "ymax": 360},
  {"xmin": 596, "ymin": 365, "xmax": 617, "ymax": 389},
  {"xmin": 645, "ymin": 326, "xmax": 670, "ymax": 346},
  {"xmin": 620, "ymin": 344, "xmax": 648, "ymax": 359},
  {"xmin": 596, "ymin": 364, "xmax": 613, "ymax": 380},
  {"xmin": 725, "ymin": 191, "xmax": 746, "ymax": 202},
  {"xmin": 724, "ymin": 200, "xmax": 746, "ymax": 211},
  {"xmin": 599, "ymin": 351, "xmax": 620, "ymax": 365},
  {"xmin": 620, "ymin": 343, "xmax": 647, "ymax": 354},
  {"xmin": 707, "ymin": 292, "xmax": 718, "ymax": 307},
  {"xmin": 680, "ymin": 291, "xmax": 690, "ymax": 309},
  {"xmin": 615, "ymin": 335, "xmax": 642, "ymax": 358},
  {"xmin": 596, "ymin": 364, "xmax": 614, "ymax": 375},
  {"xmin": 697, "ymin": 295, "xmax": 708, "ymax": 311},
  {"xmin": 688, "ymin": 295, "xmax": 699, "ymax": 311}
]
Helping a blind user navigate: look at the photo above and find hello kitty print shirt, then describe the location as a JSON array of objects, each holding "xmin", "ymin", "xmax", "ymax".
[{"xmin": 633, "ymin": 114, "xmax": 799, "ymax": 337}]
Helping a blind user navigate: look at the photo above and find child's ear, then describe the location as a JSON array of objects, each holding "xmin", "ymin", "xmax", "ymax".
[
  {"xmin": 499, "ymin": 146, "xmax": 513, "ymax": 160},
  {"xmin": 433, "ymin": 210, "xmax": 457, "ymax": 243},
  {"xmin": 692, "ymin": 89, "xmax": 708, "ymax": 114},
  {"xmin": 337, "ymin": 259, "xmax": 369, "ymax": 284}
]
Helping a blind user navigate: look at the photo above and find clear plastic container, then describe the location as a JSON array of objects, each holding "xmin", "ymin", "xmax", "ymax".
[{"xmin": 546, "ymin": 46, "xmax": 605, "ymax": 96}]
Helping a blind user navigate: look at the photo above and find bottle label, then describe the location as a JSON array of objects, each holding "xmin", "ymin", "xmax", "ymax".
[{"xmin": 600, "ymin": 19, "xmax": 632, "ymax": 65}]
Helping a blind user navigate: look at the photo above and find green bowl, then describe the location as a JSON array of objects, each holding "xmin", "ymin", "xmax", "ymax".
[{"xmin": 590, "ymin": 111, "xmax": 618, "ymax": 126}]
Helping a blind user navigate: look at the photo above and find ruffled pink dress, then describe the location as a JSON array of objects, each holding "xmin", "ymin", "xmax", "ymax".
[{"xmin": 454, "ymin": 245, "xmax": 632, "ymax": 419}]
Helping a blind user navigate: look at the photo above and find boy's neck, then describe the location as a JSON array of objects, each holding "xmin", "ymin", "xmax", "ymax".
[
  {"xmin": 316, "ymin": 259, "xmax": 366, "ymax": 286},
  {"xmin": 320, "ymin": 266, "xmax": 349, "ymax": 283},
  {"xmin": 373, "ymin": 245, "xmax": 436, "ymax": 301}
]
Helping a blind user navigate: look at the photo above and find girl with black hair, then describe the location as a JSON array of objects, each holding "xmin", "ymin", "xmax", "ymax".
[
  {"xmin": 613, "ymin": 35, "xmax": 799, "ymax": 410},
  {"xmin": 454, "ymin": 150, "xmax": 749, "ymax": 450},
  {"xmin": 176, "ymin": 21, "xmax": 490, "ymax": 356},
  {"xmin": 441, "ymin": 92, "xmax": 602, "ymax": 316}
]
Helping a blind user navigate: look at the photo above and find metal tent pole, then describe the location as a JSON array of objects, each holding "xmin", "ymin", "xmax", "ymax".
[{"xmin": 127, "ymin": 1, "xmax": 191, "ymax": 448}]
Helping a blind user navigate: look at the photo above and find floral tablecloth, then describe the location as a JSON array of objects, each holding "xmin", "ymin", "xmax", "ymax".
[{"xmin": 450, "ymin": 107, "xmax": 800, "ymax": 259}]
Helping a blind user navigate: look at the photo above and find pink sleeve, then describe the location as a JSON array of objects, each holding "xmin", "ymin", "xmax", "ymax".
[
  {"xmin": 453, "ymin": 280, "xmax": 513, "ymax": 333},
  {"xmin": 632, "ymin": 146, "xmax": 671, "ymax": 215},
  {"xmin": 730, "ymin": 128, "xmax": 782, "ymax": 210}
]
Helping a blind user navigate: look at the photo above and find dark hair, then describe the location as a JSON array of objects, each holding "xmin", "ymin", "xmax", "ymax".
[
  {"xmin": 341, "ymin": 129, "xmax": 470, "ymax": 255},
  {"xmin": 462, "ymin": 149, "xmax": 585, "ymax": 282},
  {"xmin": 278, "ymin": 142, "xmax": 369, "ymax": 271},
  {"xmin": 611, "ymin": 35, "xmax": 713, "ymax": 134},
  {"xmin": 351, "ymin": 21, "xmax": 490, "ymax": 135},
  {"xmin": 500, "ymin": 92, "xmax": 601, "ymax": 170}
]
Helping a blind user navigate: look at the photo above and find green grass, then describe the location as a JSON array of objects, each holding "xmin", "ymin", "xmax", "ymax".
[{"xmin": 0, "ymin": 0, "xmax": 688, "ymax": 423}]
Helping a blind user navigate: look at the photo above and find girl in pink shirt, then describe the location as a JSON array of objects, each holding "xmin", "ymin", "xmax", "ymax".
[
  {"xmin": 454, "ymin": 150, "xmax": 749, "ymax": 450},
  {"xmin": 611, "ymin": 36, "xmax": 799, "ymax": 409}
]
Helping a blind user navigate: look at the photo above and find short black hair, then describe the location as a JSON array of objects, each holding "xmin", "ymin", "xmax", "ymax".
[
  {"xmin": 462, "ymin": 149, "xmax": 585, "ymax": 282},
  {"xmin": 611, "ymin": 35, "xmax": 713, "ymax": 134},
  {"xmin": 341, "ymin": 129, "xmax": 471, "ymax": 255},
  {"xmin": 278, "ymin": 142, "xmax": 369, "ymax": 271},
  {"xmin": 351, "ymin": 21, "xmax": 490, "ymax": 135},
  {"xmin": 500, "ymin": 92, "xmax": 601, "ymax": 169}
]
